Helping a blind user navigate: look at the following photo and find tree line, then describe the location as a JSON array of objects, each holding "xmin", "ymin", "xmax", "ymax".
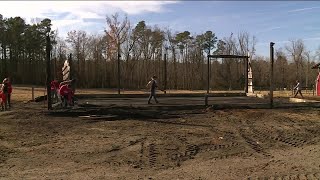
[{"xmin": 0, "ymin": 13, "xmax": 319, "ymax": 91}]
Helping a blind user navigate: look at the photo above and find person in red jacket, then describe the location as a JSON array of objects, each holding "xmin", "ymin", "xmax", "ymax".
[
  {"xmin": 50, "ymin": 79, "xmax": 59, "ymax": 103},
  {"xmin": 59, "ymin": 83, "xmax": 73, "ymax": 107},
  {"xmin": 0, "ymin": 90, "xmax": 5, "ymax": 111}
]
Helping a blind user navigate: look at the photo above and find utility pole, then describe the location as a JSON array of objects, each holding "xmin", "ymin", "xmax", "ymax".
[
  {"xmin": 3, "ymin": 29, "xmax": 7, "ymax": 77},
  {"xmin": 207, "ymin": 56, "xmax": 210, "ymax": 94},
  {"xmin": 270, "ymin": 42, "xmax": 275, "ymax": 109},
  {"xmin": 46, "ymin": 34, "xmax": 52, "ymax": 110},
  {"xmin": 245, "ymin": 57, "xmax": 249, "ymax": 93},
  {"xmin": 117, "ymin": 40, "xmax": 121, "ymax": 95},
  {"xmin": 164, "ymin": 46, "xmax": 168, "ymax": 94},
  {"xmin": 306, "ymin": 51, "xmax": 310, "ymax": 88}
]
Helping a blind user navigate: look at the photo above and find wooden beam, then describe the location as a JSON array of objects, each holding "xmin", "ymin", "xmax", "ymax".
[{"xmin": 208, "ymin": 54, "xmax": 249, "ymax": 59}]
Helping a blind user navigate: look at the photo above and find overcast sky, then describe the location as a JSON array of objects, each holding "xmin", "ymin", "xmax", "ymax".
[{"xmin": 1, "ymin": 1, "xmax": 320, "ymax": 58}]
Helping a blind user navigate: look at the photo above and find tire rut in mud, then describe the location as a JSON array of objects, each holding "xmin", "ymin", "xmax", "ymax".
[
  {"xmin": 239, "ymin": 129, "xmax": 272, "ymax": 157},
  {"xmin": 148, "ymin": 143, "xmax": 158, "ymax": 168},
  {"xmin": 247, "ymin": 172, "xmax": 320, "ymax": 180}
]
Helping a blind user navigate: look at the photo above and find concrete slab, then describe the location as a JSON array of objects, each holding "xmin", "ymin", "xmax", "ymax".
[
  {"xmin": 78, "ymin": 96, "xmax": 269, "ymax": 108},
  {"xmin": 289, "ymin": 98, "xmax": 319, "ymax": 103},
  {"xmin": 73, "ymin": 96, "xmax": 320, "ymax": 110}
]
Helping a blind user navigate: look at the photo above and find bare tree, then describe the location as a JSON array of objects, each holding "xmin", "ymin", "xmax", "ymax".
[
  {"xmin": 285, "ymin": 39, "xmax": 305, "ymax": 81},
  {"xmin": 105, "ymin": 13, "xmax": 130, "ymax": 93}
]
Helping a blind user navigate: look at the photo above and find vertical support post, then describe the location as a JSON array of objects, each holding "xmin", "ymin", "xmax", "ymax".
[
  {"xmin": 270, "ymin": 42, "xmax": 275, "ymax": 109},
  {"xmin": 306, "ymin": 62, "xmax": 308, "ymax": 88},
  {"xmin": 205, "ymin": 94, "xmax": 208, "ymax": 106},
  {"xmin": 245, "ymin": 57, "xmax": 249, "ymax": 93},
  {"xmin": 117, "ymin": 41, "xmax": 121, "ymax": 95},
  {"xmin": 207, "ymin": 56, "xmax": 210, "ymax": 94},
  {"xmin": 69, "ymin": 53, "xmax": 73, "ymax": 80},
  {"xmin": 164, "ymin": 48, "xmax": 168, "ymax": 94},
  {"xmin": 3, "ymin": 29, "xmax": 7, "ymax": 77},
  {"xmin": 46, "ymin": 34, "xmax": 52, "ymax": 110},
  {"xmin": 32, "ymin": 87, "xmax": 34, "ymax": 101},
  {"xmin": 206, "ymin": 56, "xmax": 210, "ymax": 106},
  {"xmin": 313, "ymin": 84, "xmax": 315, "ymax": 96}
]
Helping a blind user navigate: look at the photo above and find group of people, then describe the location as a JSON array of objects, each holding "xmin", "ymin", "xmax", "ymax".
[
  {"xmin": 0, "ymin": 78, "xmax": 12, "ymax": 111},
  {"xmin": 0, "ymin": 75, "xmax": 306, "ymax": 109},
  {"xmin": 146, "ymin": 77, "xmax": 306, "ymax": 103},
  {"xmin": 50, "ymin": 79, "xmax": 76, "ymax": 107}
]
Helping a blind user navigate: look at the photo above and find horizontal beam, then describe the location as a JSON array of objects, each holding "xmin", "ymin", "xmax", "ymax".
[{"xmin": 208, "ymin": 54, "xmax": 249, "ymax": 59}]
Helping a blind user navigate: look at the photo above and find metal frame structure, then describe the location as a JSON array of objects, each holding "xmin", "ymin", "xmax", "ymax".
[
  {"xmin": 206, "ymin": 54, "xmax": 250, "ymax": 94},
  {"xmin": 205, "ymin": 54, "xmax": 250, "ymax": 106}
]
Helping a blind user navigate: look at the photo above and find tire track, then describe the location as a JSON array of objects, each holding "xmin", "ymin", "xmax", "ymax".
[
  {"xmin": 247, "ymin": 172, "xmax": 320, "ymax": 180},
  {"xmin": 211, "ymin": 151, "xmax": 253, "ymax": 160},
  {"xmin": 198, "ymin": 142, "xmax": 240, "ymax": 152},
  {"xmin": 148, "ymin": 143, "xmax": 158, "ymax": 168},
  {"xmin": 239, "ymin": 129, "xmax": 272, "ymax": 157},
  {"xmin": 251, "ymin": 128, "xmax": 309, "ymax": 148}
]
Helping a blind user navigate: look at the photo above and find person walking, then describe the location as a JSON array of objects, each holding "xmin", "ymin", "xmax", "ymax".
[
  {"xmin": 293, "ymin": 80, "xmax": 304, "ymax": 98},
  {"xmin": 146, "ymin": 76, "xmax": 159, "ymax": 104}
]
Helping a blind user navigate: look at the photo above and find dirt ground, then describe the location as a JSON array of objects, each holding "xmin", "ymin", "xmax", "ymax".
[{"xmin": 1, "ymin": 94, "xmax": 320, "ymax": 180}]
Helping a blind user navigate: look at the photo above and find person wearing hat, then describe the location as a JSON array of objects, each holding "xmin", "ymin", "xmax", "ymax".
[{"xmin": 146, "ymin": 76, "xmax": 159, "ymax": 104}]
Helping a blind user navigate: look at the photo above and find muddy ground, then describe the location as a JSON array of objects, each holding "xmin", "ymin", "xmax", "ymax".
[{"xmin": 0, "ymin": 99, "xmax": 320, "ymax": 180}]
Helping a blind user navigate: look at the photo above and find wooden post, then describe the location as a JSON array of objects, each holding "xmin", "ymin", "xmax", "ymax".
[
  {"xmin": 164, "ymin": 48, "xmax": 168, "ymax": 94},
  {"xmin": 205, "ymin": 94, "xmax": 208, "ymax": 106},
  {"xmin": 32, "ymin": 87, "xmax": 34, "ymax": 101},
  {"xmin": 117, "ymin": 42, "xmax": 121, "ymax": 95},
  {"xmin": 270, "ymin": 42, "xmax": 275, "ymax": 109},
  {"xmin": 44, "ymin": 87, "xmax": 46, "ymax": 107},
  {"xmin": 3, "ymin": 29, "xmax": 7, "ymax": 77},
  {"xmin": 245, "ymin": 57, "xmax": 248, "ymax": 93},
  {"xmin": 313, "ymin": 84, "xmax": 315, "ymax": 96},
  {"xmin": 46, "ymin": 34, "xmax": 52, "ymax": 110},
  {"xmin": 207, "ymin": 56, "xmax": 210, "ymax": 94},
  {"xmin": 69, "ymin": 53, "xmax": 73, "ymax": 79}
]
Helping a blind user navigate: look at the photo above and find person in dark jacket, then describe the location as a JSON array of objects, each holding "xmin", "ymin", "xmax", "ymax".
[
  {"xmin": 293, "ymin": 80, "xmax": 304, "ymax": 98},
  {"xmin": 146, "ymin": 76, "xmax": 159, "ymax": 104}
]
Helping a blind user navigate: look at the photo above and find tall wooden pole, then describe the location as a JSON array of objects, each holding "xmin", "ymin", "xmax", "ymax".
[
  {"xmin": 164, "ymin": 47, "xmax": 168, "ymax": 94},
  {"xmin": 117, "ymin": 42, "xmax": 121, "ymax": 95},
  {"xmin": 3, "ymin": 29, "xmax": 7, "ymax": 77},
  {"xmin": 270, "ymin": 42, "xmax": 275, "ymax": 109},
  {"xmin": 69, "ymin": 53, "xmax": 73, "ymax": 80},
  {"xmin": 245, "ymin": 57, "xmax": 248, "ymax": 93},
  {"xmin": 207, "ymin": 56, "xmax": 210, "ymax": 94},
  {"xmin": 46, "ymin": 34, "xmax": 52, "ymax": 110}
]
